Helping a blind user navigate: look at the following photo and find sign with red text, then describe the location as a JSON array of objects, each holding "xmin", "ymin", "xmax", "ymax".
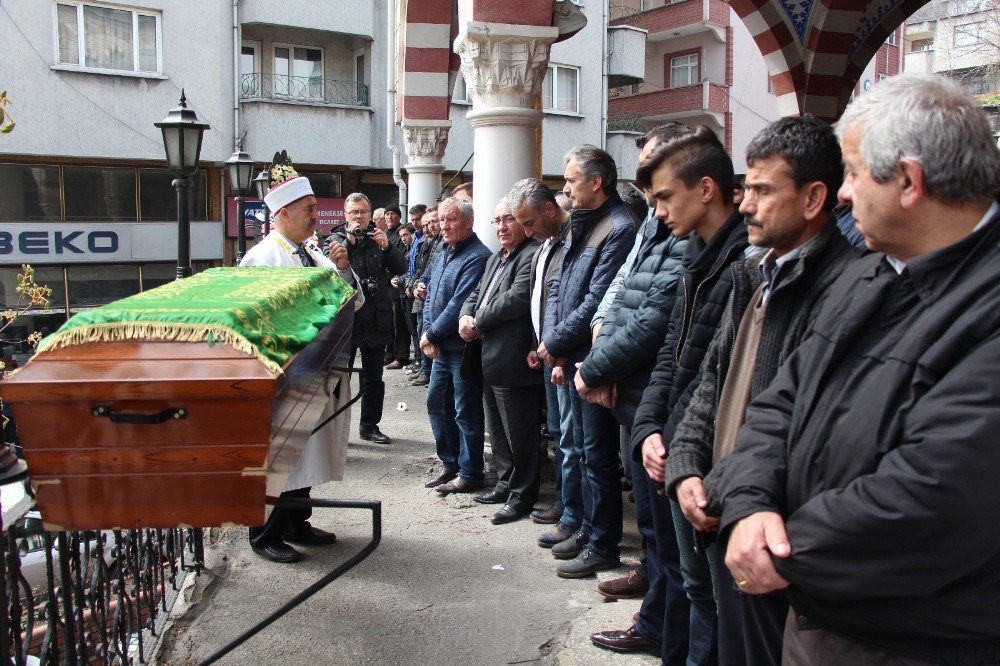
[{"xmin": 225, "ymin": 198, "xmax": 346, "ymax": 238}]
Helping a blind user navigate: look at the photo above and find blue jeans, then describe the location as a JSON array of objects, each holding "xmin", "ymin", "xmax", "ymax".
[
  {"xmin": 671, "ymin": 498, "xmax": 719, "ymax": 666},
  {"xmin": 556, "ymin": 380, "xmax": 583, "ymax": 531},
  {"xmin": 542, "ymin": 364, "xmax": 564, "ymax": 510},
  {"xmin": 416, "ymin": 315, "xmax": 430, "ymax": 375},
  {"xmin": 567, "ymin": 365, "xmax": 622, "ymax": 560},
  {"xmin": 426, "ymin": 350, "xmax": 484, "ymax": 482}
]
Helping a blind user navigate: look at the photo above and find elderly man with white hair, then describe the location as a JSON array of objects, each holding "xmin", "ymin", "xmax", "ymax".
[
  {"xmin": 719, "ymin": 72, "xmax": 1000, "ymax": 664},
  {"xmin": 240, "ymin": 173, "xmax": 363, "ymax": 564}
]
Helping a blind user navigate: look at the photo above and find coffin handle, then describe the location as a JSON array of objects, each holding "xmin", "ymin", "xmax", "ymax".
[{"xmin": 91, "ymin": 406, "xmax": 187, "ymax": 424}]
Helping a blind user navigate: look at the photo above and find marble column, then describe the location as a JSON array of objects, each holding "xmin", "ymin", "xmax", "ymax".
[
  {"xmin": 455, "ymin": 22, "xmax": 559, "ymax": 250},
  {"xmin": 402, "ymin": 120, "xmax": 452, "ymax": 209}
]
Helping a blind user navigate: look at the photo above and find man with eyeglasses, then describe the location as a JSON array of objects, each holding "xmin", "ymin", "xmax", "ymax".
[
  {"xmin": 328, "ymin": 192, "xmax": 408, "ymax": 445},
  {"xmin": 458, "ymin": 200, "xmax": 541, "ymax": 523}
]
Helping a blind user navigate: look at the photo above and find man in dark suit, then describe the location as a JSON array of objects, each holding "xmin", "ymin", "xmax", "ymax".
[{"xmin": 458, "ymin": 199, "xmax": 541, "ymax": 524}]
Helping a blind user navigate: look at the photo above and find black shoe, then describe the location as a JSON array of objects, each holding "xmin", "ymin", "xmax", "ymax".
[
  {"xmin": 551, "ymin": 528, "xmax": 589, "ymax": 560},
  {"xmin": 530, "ymin": 502, "xmax": 563, "ymax": 524},
  {"xmin": 491, "ymin": 504, "xmax": 529, "ymax": 525},
  {"xmin": 360, "ymin": 426, "xmax": 391, "ymax": 444},
  {"xmin": 283, "ymin": 525, "xmax": 337, "ymax": 546},
  {"xmin": 411, "ymin": 373, "xmax": 430, "ymax": 387},
  {"xmin": 556, "ymin": 547, "xmax": 621, "ymax": 578},
  {"xmin": 425, "ymin": 465, "xmax": 459, "ymax": 488},
  {"xmin": 473, "ymin": 489, "xmax": 509, "ymax": 504},
  {"xmin": 252, "ymin": 541, "xmax": 302, "ymax": 564}
]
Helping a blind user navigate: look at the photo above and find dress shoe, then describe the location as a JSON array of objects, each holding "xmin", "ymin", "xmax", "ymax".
[
  {"xmin": 597, "ymin": 569, "xmax": 649, "ymax": 599},
  {"xmin": 424, "ymin": 465, "xmax": 459, "ymax": 488},
  {"xmin": 283, "ymin": 525, "xmax": 338, "ymax": 546},
  {"xmin": 551, "ymin": 528, "xmax": 589, "ymax": 559},
  {"xmin": 556, "ymin": 547, "xmax": 621, "ymax": 578},
  {"xmin": 411, "ymin": 373, "xmax": 430, "ymax": 387},
  {"xmin": 383, "ymin": 355, "xmax": 394, "ymax": 366},
  {"xmin": 435, "ymin": 476, "xmax": 483, "ymax": 495},
  {"xmin": 473, "ymin": 489, "xmax": 508, "ymax": 504},
  {"xmin": 360, "ymin": 426, "xmax": 391, "ymax": 444},
  {"xmin": 251, "ymin": 541, "xmax": 302, "ymax": 564},
  {"xmin": 386, "ymin": 360, "xmax": 404, "ymax": 370},
  {"xmin": 530, "ymin": 502, "xmax": 563, "ymax": 524},
  {"xmin": 537, "ymin": 521, "xmax": 576, "ymax": 548},
  {"xmin": 490, "ymin": 504, "xmax": 529, "ymax": 525},
  {"xmin": 590, "ymin": 626, "xmax": 660, "ymax": 654}
]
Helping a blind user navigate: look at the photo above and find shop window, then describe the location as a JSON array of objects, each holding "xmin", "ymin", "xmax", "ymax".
[
  {"xmin": 55, "ymin": 2, "xmax": 161, "ymax": 74},
  {"xmin": 0, "ymin": 164, "xmax": 61, "ymax": 222},
  {"xmin": 67, "ymin": 265, "xmax": 139, "ymax": 309},
  {"xmin": 63, "ymin": 166, "xmax": 136, "ymax": 222},
  {"xmin": 139, "ymin": 169, "xmax": 207, "ymax": 221},
  {"xmin": 297, "ymin": 172, "xmax": 342, "ymax": 199}
]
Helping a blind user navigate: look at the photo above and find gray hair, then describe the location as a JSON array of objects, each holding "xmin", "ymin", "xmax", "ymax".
[
  {"xmin": 345, "ymin": 192, "xmax": 372, "ymax": 209},
  {"xmin": 438, "ymin": 196, "xmax": 474, "ymax": 221},
  {"xmin": 564, "ymin": 144, "xmax": 618, "ymax": 195},
  {"xmin": 506, "ymin": 178, "xmax": 558, "ymax": 213},
  {"xmin": 836, "ymin": 73, "xmax": 1000, "ymax": 204}
]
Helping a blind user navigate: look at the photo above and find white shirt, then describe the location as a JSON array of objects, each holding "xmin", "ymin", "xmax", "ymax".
[{"xmin": 531, "ymin": 238, "xmax": 555, "ymax": 340}]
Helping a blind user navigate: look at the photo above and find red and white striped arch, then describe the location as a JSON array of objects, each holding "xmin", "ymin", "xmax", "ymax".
[{"xmin": 400, "ymin": 0, "xmax": 459, "ymax": 123}]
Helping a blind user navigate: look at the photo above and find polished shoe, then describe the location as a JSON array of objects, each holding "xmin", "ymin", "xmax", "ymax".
[
  {"xmin": 491, "ymin": 504, "xmax": 529, "ymax": 525},
  {"xmin": 590, "ymin": 625, "xmax": 660, "ymax": 654},
  {"xmin": 556, "ymin": 547, "xmax": 621, "ymax": 579},
  {"xmin": 283, "ymin": 525, "xmax": 338, "ymax": 546},
  {"xmin": 530, "ymin": 502, "xmax": 563, "ymax": 524},
  {"xmin": 360, "ymin": 426, "xmax": 391, "ymax": 444},
  {"xmin": 425, "ymin": 465, "xmax": 459, "ymax": 488},
  {"xmin": 537, "ymin": 521, "xmax": 576, "ymax": 548},
  {"xmin": 385, "ymin": 360, "xmax": 404, "ymax": 370},
  {"xmin": 435, "ymin": 476, "xmax": 484, "ymax": 495},
  {"xmin": 597, "ymin": 569, "xmax": 649, "ymax": 600},
  {"xmin": 251, "ymin": 541, "xmax": 302, "ymax": 564},
  {"xmin": 411, "ymin": 373, "xmax": 430, "ymax": 387},
  {"xmin": 473, "ymin": 489, "xmax": 509, "ymax": 504},
  {"xmin": 551, "ymin": 528, "xmax": 589, "ymax": 559}
]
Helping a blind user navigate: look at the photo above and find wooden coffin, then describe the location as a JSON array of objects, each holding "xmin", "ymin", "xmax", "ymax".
[{"xmin": 0, "ymin": 295, "xmax": 355, "ymax": 531}]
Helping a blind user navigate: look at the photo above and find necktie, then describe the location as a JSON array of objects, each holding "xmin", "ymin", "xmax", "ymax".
[{"xmin": 295, "ymin": 246, "xmax": 316, "ymax": 267}]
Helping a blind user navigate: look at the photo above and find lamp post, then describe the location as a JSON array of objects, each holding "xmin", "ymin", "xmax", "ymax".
[
  {"xmin": 155, "ymin": 90, "xmax": 209, "ymax": 280},
  {"xmin": 253, "ymin": 168, "xmax": 271, "ymax": 237},
  {"xmin": 225, "ymin": 140, "xmax": 256, "ymax": 264}
]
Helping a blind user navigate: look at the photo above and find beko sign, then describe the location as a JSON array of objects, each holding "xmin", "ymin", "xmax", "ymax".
[{"xmin": 0, "ymin": 223, "xmax": 224, "ymax": 264}]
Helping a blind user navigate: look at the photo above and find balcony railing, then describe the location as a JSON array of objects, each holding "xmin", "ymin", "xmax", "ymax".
[
  {"xmin": 0, "ymin": 479, "xmax": 204, "ymax": 665},
  {"xmin": 609, "ymin": 81, "xmax": 729, "ymax": 121},
  {"xmin": 241, "ymin": 73, "xmax": 369, "ymax": 107},
  {"xmin": 611, "ymin": 0, "xmax": 730, "ymax": 35}
]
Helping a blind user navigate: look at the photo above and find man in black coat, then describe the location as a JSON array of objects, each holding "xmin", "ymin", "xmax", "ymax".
[
  {"xmin": 721, "ymin": 73, "xmax": 1000, "ymax": 665},
  {"xmin": 459, "ymin": 199, "xmax": 541, "ymax": 524},
  {"xmin": 330, "ymin": 193, "xmax": 408, "ymax": 444},
  {"xmin": 384, "ymin": 204, "xmax": 411, "ymax": 368}
]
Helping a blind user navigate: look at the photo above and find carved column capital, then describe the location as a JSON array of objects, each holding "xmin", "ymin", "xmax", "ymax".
[
  {"xmin": 454, "ymin": 23, "xmax": 560, "ymax": 111},
  {"xmin": 401, "ymin": 120, "xmax": 452, "ymax": 165}
]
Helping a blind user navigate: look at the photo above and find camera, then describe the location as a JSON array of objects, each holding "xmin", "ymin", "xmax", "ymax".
[{"xmin": 350, "ymin": 222, "xmax": 376, "ymax": 238}]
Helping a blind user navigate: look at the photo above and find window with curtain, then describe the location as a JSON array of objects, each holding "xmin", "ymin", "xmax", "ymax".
[
  {"xmin": 274, "ymin": 45, "xmax": 323, "ymax": 100},
  {"xmin": 542, "ymin": 64, "xmax": 580, "ymax": 114},
  {"xmin": 56, "ymin": 3, "xmax": 161, "ymax": 74},
  {"xmin": 670, "ymin": 53, "xmax": 699, "ymax": 88}
]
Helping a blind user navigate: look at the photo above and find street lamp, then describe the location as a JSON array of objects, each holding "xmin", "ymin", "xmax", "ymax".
[
  {"xmin": 253, "ymin": 168, "xmax": 271, "ymax": 237},
  {"xmin": 225, "ymin": 140, "xmax": 255, "ymax": 264},
  {"xmin": 155, "ymin": 90, "xmax": 209, "ymax": 280}
]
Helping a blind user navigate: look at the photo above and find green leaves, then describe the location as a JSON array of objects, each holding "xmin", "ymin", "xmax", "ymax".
[{"xmin": 0, "ymin": 90, "xmax": 15, "ymax": 134}]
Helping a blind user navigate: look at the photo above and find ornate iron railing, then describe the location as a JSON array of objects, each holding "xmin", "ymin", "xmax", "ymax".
[
  {"xmin": 0, "ymin": 492, "xmax": 203, "ymax": 665},
  {"xmin": 240, "ymin": 73, "xmax": 369, "ymax": 107}
]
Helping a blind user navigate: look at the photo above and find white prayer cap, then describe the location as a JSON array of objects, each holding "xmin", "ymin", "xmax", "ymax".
[{"xmin": 264, "ymin": 176, "xmax": 313, "ymax": 213}]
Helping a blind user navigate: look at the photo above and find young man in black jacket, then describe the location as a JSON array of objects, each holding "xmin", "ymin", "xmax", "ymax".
[
  {"xmin": 721, "ymin": 73, "xmax": 1000, "ymax": 666},
  {"xmin": 625, "ymin": 128, "xmax": 749, "ymax": 665},
  {"xmin": 666, "ymin": 116, "xmax": 860, "ymax": 665}
]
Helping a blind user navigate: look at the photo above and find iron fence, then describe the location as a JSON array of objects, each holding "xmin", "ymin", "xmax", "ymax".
[{"xmin": 240, "ymin": 73, "xmax": 369, "ymax": 107}]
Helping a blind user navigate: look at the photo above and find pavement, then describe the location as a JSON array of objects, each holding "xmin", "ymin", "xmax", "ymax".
[{"xmin": 156, "ymin": 367, "xmax": 660, "ymax": 666}]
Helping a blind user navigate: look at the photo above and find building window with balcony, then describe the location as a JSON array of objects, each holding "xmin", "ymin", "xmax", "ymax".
[
  {"xmin": 55, "ymin": 2, "xmax": 161, "ymax": 75},
  {"xmin": 274, "ymin": 45, "xmax": 324, "ymax": 100},
  {"xmin": 240, "ymin": 41, "xmax": 261, "ymax": 97},
  {"xmin": 954, "ymin": 21, "xmax": 984, "ymax": 47},
  {"xmin": 669, "ymin": 53, "xmax": 700, "ymax": 88},
  {"xmin": 910, "ymin": 38, "xmax": 934, "ymax": 52},
  {"xmin": 542, "ymin": 64, "xmax": 580, "ymax": 114},
  {"xmin": 885, "ymin": 30, "xmax": 897, "ymax": 45}
]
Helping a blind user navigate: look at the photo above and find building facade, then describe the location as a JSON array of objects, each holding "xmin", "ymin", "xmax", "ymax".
[{"xmin": 0, "ymin": 0, "xmax": 610, "ymax": 342}]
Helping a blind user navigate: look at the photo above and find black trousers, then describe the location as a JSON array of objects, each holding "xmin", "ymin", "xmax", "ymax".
[
  {"xmin": 483, "ymin": 382, "xmax": 542, "ymax": 510},
  {"xmin": 351, "ymin": 345, "xmax": 385, "ymax": 430},
  {"xmin": 248, "ymin": 487, "xmax": 312, "ymax": 548},
  {"xmin": 390, "ymin": 298, "xmax": 410, "ymax": 363}
]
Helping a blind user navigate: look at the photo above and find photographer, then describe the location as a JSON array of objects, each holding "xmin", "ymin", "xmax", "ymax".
[{"xmin": 329, "ymin": 192, "xmax": 408, "ymax": 444}]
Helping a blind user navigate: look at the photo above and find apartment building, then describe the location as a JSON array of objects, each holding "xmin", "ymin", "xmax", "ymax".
[
  {"xmin": 606, "ymin": 0, "xmax": 780, "ymax": 174},
  {"xmin": 0, "ymin": 0, "xmax": 609, "ymax": 339}
]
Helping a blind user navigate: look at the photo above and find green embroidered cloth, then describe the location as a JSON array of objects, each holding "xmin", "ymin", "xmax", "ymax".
[{"xmin": 38, "ymin": 267, "xmax": 355, "ymax": 374}]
